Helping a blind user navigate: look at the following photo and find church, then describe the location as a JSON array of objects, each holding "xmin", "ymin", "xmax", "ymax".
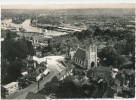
[{"xmin": 72, "ymin": 36, "xmax": 97, "ymax": 70}]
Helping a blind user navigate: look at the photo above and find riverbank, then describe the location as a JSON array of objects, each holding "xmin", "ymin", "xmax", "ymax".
[
  {"xmin": 1, "ymin": 19, "xmax": 68, "ymax": 36},
  {"xmin": 12, "ymin": 18, "xmax": 26, "ymax": 24}
]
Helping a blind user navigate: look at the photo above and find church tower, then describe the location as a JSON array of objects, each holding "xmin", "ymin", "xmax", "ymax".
[{"xmin": 87, "ymin": 36, "xmax": 97, "ymax": 70}]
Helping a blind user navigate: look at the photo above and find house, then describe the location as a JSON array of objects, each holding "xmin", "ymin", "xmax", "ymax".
[
  {"xmin": 103, "ymin": 78, "xmax": 121, "ymax": 98},
  {"xmin": 87, "ymin": 66, "xmax": 111, "ymax": 82},
  {"xmin": 69, "ymin": 51, "xmax": 76, "ymax": 60},
  {"xmin": 27, "ymin": 55, "xmax": 37, "ymax": 74},
  {"xmin": 25, "ymin": 92, "xmax": 46, "ymax": 99},
  {"xmin": 54, "ymin": 66, "xmax": 73, "ymax": 81},
  {"xmin": 72, "ymin": 36, "xmax": 97, "ymax": 70},
  {"xmin": 110, "ymin": 79, "xmax": 120, "ymax": 91},
  {"xmin": 64, "ymin": 76, "xmax": 80, "ymax": 85},
  {"xmin": 3, "ymin": 82, "xmax": 19, "ymax": 95}
]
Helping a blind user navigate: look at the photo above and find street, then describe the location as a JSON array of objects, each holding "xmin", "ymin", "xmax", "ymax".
[
  {"xmin": 6, "ymin": 56, "xmax": 65, "ymax": 99},
  {"xmin": 6, "ymin": 69, "xmax": 55, "ymax": 99}
]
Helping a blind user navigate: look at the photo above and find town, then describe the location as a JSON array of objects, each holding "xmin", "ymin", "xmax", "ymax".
[{"xmin": 1, "ymin": 6, "xmax": 135, "ymax": 99}]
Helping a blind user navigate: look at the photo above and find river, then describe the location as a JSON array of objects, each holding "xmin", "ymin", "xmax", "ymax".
[{"xmin": 1, "ymin": 19, "xmax": 68, "ymax": 36}]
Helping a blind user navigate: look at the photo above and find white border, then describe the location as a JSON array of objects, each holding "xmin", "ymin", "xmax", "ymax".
[
  {"xmin": 1, "ymin": 0, "xmax": 136, "ymax": 5},
  {"xmin": 0, "ymin": 0, "xmax": 136, "ymax": 100}
]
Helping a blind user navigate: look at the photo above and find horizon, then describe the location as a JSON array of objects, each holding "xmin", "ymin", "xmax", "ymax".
[{"xmin": 1, "ymin": 4, "xmax": 135, "ymax": 9}]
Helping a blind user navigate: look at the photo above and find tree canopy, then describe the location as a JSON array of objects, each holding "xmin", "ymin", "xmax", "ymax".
[{"xmin": 1, "ymin": 31, "xmax": 35, "ymax": 84}]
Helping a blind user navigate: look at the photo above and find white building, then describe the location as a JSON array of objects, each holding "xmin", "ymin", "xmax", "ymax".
[{"xmin": 3, "ymin": 82, "xmax": 19, "ymax": 95}]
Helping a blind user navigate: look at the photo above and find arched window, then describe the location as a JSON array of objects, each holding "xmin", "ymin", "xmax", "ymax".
[
  {"xmin": 91, "ymin": 62, "xmax": 95, "ymax": 68},
  {"xmin": 77, "ymin": 59, "xmax": 79, "ymax": 63},
  {"xmin": 81, "ymin": 61, "xmax": 83, "ymax": 65}
]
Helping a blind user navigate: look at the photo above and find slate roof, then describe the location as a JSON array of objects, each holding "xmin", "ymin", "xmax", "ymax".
[
  {"xmin": 25, "ymin": 92, "xmax": 45, "ymax": 99},
  {"xmin": 73, "ymin": 48, "xmax": 86, "ymax": 61},
  {"xmin": 94, "ymin": 66, "xmax": 111, "ymax": 72},
  {"xmin": 55, "ymin": 67, "xmax": 72, "ymax": 80},
  {"xmin": 65, "ymin": 76, "xmax": 79, "ymax": 84}
]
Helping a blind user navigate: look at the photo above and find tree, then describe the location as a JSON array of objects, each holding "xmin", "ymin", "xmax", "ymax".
[
  {"xmin": 84, "ymin": 29, "xmax": 93, "ymax": 37},
  {"xmin": 8, "ymin": 59, "xmax": 23, "ymax": 82},
  {"xmin": 106, "ymin": 39, "xmax": 114, "ymax": 46},
  {"xmin": 94, "ymin": 28, "xmax": 103, "ymax": 36},
  {"xmin": 26, "ymin": 40, "xmax": 35, "ymax": 56},
  {"xmin": 1, "ymin": 59, "xmax": 9, "ymax": 84},
  {"xmin": 103, "ymin": 35, "xmax": 112, "ymax": 41},
  {"xmin": 56, "ymin": 81, "xmax": 80, "ymax": 98},
  {"xmin": 104, "ymin": 29, "xmax": 111, "ymax": 36},
  {"xmin": 1, "ymin": 37, "xmax": 14, "ymax": 61},
  {"xmin": 38, "ymin": 81, "xmax": 60, "ymax": 95},
  {"xmin": 116, "ymin": 55, "xmax": 127, "ymax": 66},
  {"xmin": 114, "ymin": 40, "xmax": 127, "ymax": 55},
  {"xmin": 12, "ymin": 39, "xmax": 28, "ymax": 59},
  {"xmin": 98, "ymin": 46, "xmax": 126, "ymax": 67},
  {"xmin": 2, "ymin": 36, "xmax": 35, "ymax": 62},
  {"xmin": 125, "ymin": 34, "xmax": 135, "ymax": 55},
  {"xmin": 1, "ymin": 35, "xmax": 35, "ymax": 84},
  {"xmin": 1, "ymin": 86, "xmax": 8, "ymax": 98},
  {"xmin": 106, "ymin": 50, "xmax": 118, "ymax": 66},
  {"xmin": 4, "ymin": 30, "xmax": 12, "ymax": 40},
  {"xmin": 98, "ymin": 46, "xmax": 116, "ymax": 58},
  {"xmin": 131, "ymin": 52, "xmax": 135, "ymax": 63}
]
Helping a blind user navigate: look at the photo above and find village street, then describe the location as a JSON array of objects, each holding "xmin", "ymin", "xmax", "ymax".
[{"xmin": 6, "ymin": 56, "xmax": 65, "ymax": 99}]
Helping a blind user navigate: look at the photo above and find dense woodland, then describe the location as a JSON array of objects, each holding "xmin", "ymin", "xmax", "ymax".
[{"xmin": 1, "ymin": 30, "xmax": 35, "ymax": 84}]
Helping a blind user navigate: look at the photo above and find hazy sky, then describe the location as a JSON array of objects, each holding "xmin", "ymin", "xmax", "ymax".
[{"xmin": 1, "ymin": 4, "xmax": 135, "ymax": 9}]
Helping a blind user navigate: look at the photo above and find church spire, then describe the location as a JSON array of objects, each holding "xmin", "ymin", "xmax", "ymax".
[{"xmin": 89, "ymin": 35, "xmax": 94, "ymax": 46}]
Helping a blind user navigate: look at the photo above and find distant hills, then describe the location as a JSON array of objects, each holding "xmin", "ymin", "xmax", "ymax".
[{"xmin": 1, "ymin": 9, "xmax": 135, "ymax": 18}]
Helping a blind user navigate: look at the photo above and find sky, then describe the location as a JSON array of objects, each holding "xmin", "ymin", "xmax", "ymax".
[{"xmin": 1, "ymin": 4, "xmax": 135, "ymax": 9}]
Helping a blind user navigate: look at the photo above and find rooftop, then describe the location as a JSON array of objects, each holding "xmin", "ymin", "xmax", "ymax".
[
  {"xmin": 73, "ymin": 48, "xmax": 86, "ymax": 61},
  {"xmin": 3, "ymin": 82, "xmax": 19, "ymax": 89},
  {"xmin": 94, "ymin": 66, "xmax": 111, "ymax": 72},
  {"xmin": 55, "ymin": 66, "xmax": 72, "ymax": 80},
  {"xmin": 25, "ymin": 92, "xmax": 45, "ymax": 99}
]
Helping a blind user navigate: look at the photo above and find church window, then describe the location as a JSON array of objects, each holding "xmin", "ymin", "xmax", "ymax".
[
  {"xmin": 77, "ymin": 59, "xmax": 79, "ymax": 63},
  {"xmin": 81, "ymin": 61, "xmax": 83, "ymax": 65},
  {"xmin": 91, "ymin": 62, "xmax": 95, "ymax": 68},
  {"xmin": 75, "ymin": 58, "xmax": 76, "ymax": 61},
  {"xmin": 79, "ymin": 60, "xmax": 81, "ymax": 64},
  {"xmin": 81, "ymin": 61, "xmax": 82, "ymax": 65}
]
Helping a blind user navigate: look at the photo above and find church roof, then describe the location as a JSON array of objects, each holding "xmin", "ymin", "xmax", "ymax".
[{"xmin": 73, "ymin": 48, "xmax": 86, "ymax": 61}]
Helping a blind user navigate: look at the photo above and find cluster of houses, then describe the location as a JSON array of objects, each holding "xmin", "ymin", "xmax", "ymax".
[
  {"xmin": 3, "ymin": 34, "xmax": 134, "ymax": 98},
  {"xmin": 69, "ymin": 36, "xmax": 133, "ymax": 98},
  {"xmin": 2, "ymin": 55, "xmax": 48, "ymax": 96},
  {"xmin": 1, "ymin": 23, "xmax": 19, "ymax": 32}
]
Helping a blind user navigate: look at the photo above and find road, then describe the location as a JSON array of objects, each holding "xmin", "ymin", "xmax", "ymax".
[{"xmin": 6, "ymin": 56, "xmax": 65, "ymax": 99}]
